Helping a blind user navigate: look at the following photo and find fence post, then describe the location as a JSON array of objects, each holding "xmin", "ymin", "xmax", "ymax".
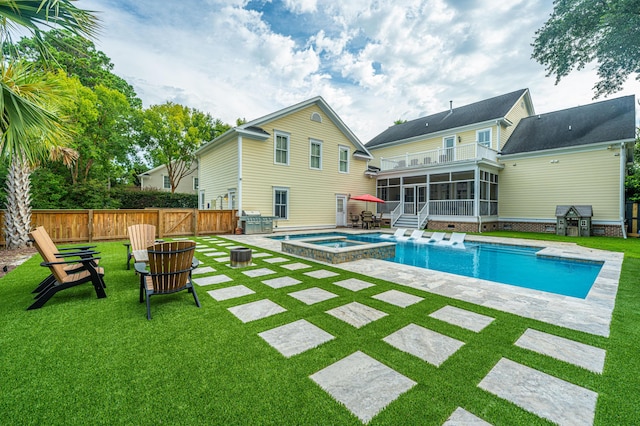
[
  {"xmin": 193, "ymin": 208, "xmax": 199, "ymax": 236},
  {"xmin": 87, "ymin": 209, "xmax": 94, "ymax": 242}
]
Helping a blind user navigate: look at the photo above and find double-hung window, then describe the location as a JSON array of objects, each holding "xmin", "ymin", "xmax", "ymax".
[
  {"xmin": 193, "ymin": 177, "xmax": 199, "ymax": 190},
  {"xmin": 339, "ymin": 146, "xmax": 349, "ymax": 173},
  {"xmin": 477, "ymin": 129, "xmax": 492, "ymax": 148},
  {"xmin": 274, "ymin": 132, "xmax": 290, "ymax": 165},
  {"xmin": 310, "ymin": 139, "xmax": 322, "ymax": 170},
  {"xmin": 163, "ymin": 175, "xmax": 171, "ymax": 189},
  {"xmin": 274, "ymin": 187, "xmax": 289, "ymax": 219}
]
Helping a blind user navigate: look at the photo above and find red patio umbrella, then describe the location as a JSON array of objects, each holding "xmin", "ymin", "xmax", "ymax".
[{"xmin": 350, "ymin": 194, "xmax": 385, "ymax": 211}]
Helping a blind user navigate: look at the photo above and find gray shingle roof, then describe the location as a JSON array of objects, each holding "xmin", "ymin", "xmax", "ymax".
[
  {"xmin": 365, "ymin": 89, "xmax": 528, "ymax": 148},
  {"xmin": 501, "ymin": 95, "xmax": 636, "ymax": 155},
  {"xmin": 555, "ymin": 205, "xmax": 593, "ymax": 217}
]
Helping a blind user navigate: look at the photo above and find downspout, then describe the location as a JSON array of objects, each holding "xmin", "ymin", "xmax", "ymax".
[
  {"xmin": 474, "ymin": 167, "xmax": 480, "ymax": 232},
  {"xmin": 238, "ymin": 135, "xmax": 243, "ymax": 228},
  {"xmin": 620, "ymin": 142, "xmax": 627, "ymax": 239}
]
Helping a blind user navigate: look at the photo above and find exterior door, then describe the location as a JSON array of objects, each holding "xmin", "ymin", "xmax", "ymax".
[
  {"xmin": 336, "ymin": 195, "xmax": 347, "ymax": 226},
  {"xmin": 403, "ymin": 187, "xmax": 416, "ymax": 214},
  {"xmin": 443, "ymin": 136, "xmax": 455, "ymax": 162}
]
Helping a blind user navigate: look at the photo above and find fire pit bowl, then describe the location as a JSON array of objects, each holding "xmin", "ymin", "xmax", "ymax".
[{"xmin": 230, "ymin": 247, "xmax": 252, "ymax": 268}]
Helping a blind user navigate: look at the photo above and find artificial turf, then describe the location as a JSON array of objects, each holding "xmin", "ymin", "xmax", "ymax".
[{"xmin": 0, "ymin": 232, "xmax": 638, "ymax": 425}]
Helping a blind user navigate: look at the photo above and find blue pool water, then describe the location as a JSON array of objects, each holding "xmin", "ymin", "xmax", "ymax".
[{"xmin": 271, "ymin": 232, "xmax": 602, "ymax": 298}]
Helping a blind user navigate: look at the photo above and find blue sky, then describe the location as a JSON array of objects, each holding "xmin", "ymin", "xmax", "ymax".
[{"xmin": 84, "ymin": 0, "xmax": 639, "ymax": 142}]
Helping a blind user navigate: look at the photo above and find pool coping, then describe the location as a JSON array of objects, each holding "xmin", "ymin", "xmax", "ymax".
[{"xmin": 224, "ymin": 230, "xmax": 623, "ymax": 337}]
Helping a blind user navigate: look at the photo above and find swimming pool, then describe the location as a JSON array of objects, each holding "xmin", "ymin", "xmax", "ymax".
[{"xmin": 272, "ymin": 232, "xmax": 602, "ymax": 298}]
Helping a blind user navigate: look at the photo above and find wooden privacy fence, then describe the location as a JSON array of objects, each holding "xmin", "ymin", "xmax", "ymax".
[{"xmin": 0, "ymin": 209, "xmax": 238, "ymax": 245}]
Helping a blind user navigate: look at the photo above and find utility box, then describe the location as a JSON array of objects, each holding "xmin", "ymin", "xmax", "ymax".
[{"xmin": 556, "ymin": 205, "xmax": 592, "ymax": 237}]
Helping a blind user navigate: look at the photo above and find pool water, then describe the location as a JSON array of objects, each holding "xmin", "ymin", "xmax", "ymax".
[
  {"xmin": 270, "ymin": 232, "xmax": 603, "ymax": 298},
  {"xmin": 312, "ymin": 239, "xmax": 362, "ymax": 248}
]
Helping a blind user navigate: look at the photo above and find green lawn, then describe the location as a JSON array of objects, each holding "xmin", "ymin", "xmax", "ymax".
[{"xmin": 0, "ymin": 232, "xmax": 638, "ymax": 425}]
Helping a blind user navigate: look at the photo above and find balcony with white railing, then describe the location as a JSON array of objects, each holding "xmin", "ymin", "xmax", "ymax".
[{"xmin": 379, "ymin": 143, "xmax": 497, "ymax": 171}]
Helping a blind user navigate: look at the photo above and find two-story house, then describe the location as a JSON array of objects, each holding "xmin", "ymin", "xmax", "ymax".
[{"xmin": 195, "ymin": 97, "xmax": 374, "ymax": 230}]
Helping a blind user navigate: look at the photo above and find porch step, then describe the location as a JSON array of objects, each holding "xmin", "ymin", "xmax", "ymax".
[{"xmin": 394, "ymin": 214, "xmax": 420, "ymax": 229}]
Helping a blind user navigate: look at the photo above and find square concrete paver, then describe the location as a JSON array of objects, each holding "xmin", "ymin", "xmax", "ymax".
[
  {"xmin": 196, "ymin": 247, "xmax": 218, "ymax": 253},
  {"xmin": 242, "ymin": 268, "xmax": 277, "ymax": 278},
  {"xmin": 443, "ymin": 407, "xmax": 491, "ymax": 425},
  {"xmin": 372, "ymin": 290, "xmax": 424, "ymax": 308},
  {"xmin": 262, "ymin": 276, "xmax": 302, "ymax": 289},
  {"xmin": 204, "ymin": 251, "xmax": 228, "ymax": 257},
  {"xmin": 288, "ymin": 287, "xmax": 339, "ymax": 305},
  {"xmin": 281, "ymin": 262, "xmax": 312, "ymax": 271},
  {"xmin": 213, "ymin": 256, "xmax": 231, "ymax": 263},
  {"xmin": 251, "ymin": 252, "xmax": 272, "ymax": 258},
  {"xmin": 227, "ymin": 299, "xmax": 287, "ymax": 323},
  {"xmin": 216, "ymin": 242, "xmax": 233, "ymax": 246},
  {"xmin": 310, "ymin": 351, "xmax": 416, "ymax": 423},
  {"xmin": 326, "ymin": 302, "xmax": 387, "ymax": 328},
  {"xmin": 193, "ymin": 274, "xmax": 233, "ymax": 286},
  {"xmin": 192, "ymin": 266, "xmax": 216, "ymax": 275},
  {"xmin": 478, "ymin": 358, "xmax": 598, "ymax": 426},
  {"xmin": 263, "ymin": 257, "xmax": 290, "ymax": 264},
  {"xmin": 515, "ymin": 328, "xmax": 606, "ymax": 373},
  {"xmin": 429, "ymin": 305, "xmax": 495, "ymax": 332},
  {"xmin": 258, "ymin": 319, "xmax": 334, "ymax": 358},
  {"xmin": 383, "ymin": 323, "xmax": 464, "ymax": 367},
  {"xmin": 304, "ymin": 269, "xmax": 340, "ymax": 279},
  {"xmin": 333, "ymin": 278, "xmax": 375, "ymax": 292},
  {"xmin": 207, "ymin": 285, "xmax": 255, "ymax": 301}
]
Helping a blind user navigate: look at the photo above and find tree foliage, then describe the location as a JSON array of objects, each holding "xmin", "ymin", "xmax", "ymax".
[
  {"xmin": 532, "ymin": 0, "xmax": 640, "ymax": 97},
  {"xmin": 139, "ymin": 102, "xmax": 230, "ymax": 192}
]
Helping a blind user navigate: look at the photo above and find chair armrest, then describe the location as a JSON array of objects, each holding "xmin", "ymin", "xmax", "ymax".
[
  {"xmin": 134, "ymin": 262, "xmax": 149, "ymax": 275},
  {"xmin": 191, "ymin": 257, "xmax": 200, "ymax": 269},
  {"xmin": 58, "ymin": 245, "xmax": 96, "ymax": 251},
  {"xmin": 42, "ymin": 256, "xmax": 101, "ymax": 266},
  {"xmin": 54, "ymin": 250, "xmax": 99, "ymax": 258}
]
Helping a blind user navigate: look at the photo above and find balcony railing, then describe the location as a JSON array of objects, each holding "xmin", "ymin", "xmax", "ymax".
[
  {"xmin": 429, "ymin": 200, "xmax": 474, "ymax": 216},
  {"xmin": 379, "ymin": 143, "xmax": 497, "ymax": 171}
]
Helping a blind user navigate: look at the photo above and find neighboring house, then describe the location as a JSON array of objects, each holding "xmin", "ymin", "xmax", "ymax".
[
  {"xmin": 365, "ymin": 89, "xmax": 635, "ymax": 237},
  {"xmin": 195, "ymin": 97, "xmax": 374, "ymax": 230},
  {"xmin": 139, "ymin": 162, "xmax": 199, "ymax": 194}
]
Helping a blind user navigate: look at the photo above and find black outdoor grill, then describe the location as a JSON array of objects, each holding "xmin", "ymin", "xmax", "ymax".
[{"xmin": 238, "ymin": 210, "xmax": 276, "ymax": 234}]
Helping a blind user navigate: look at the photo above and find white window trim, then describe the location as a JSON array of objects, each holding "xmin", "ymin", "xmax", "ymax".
[
  {"xmin": 339, "ymin": 145, "xmax": 350, "ymax": 174},
  {"xmin": 274, "ymin": 131, "xmax": 290, "ymax": 165},
  {"xmin": 476, "ymin": 128, "xmax": 492, "ymax": 148},
  {"xmin": 273, "ymin": 186, "xmax": 289, "ymax": 220},
  {"xmin": 309, "ymin": 139, "xmax": 323, "ymax": 170},
  {"xmin": 162, "ymin": 174, "xmax": 171, "ymax": 189},
  {"xmin": 443, "ymin": 135, "xmax": 456, "ymax": 148}
]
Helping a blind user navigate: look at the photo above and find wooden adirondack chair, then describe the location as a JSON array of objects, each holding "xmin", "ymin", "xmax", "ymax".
[
  {"xmin": 29, "ymin": 226, "xmax": 98, "ymax": 294},
  {"xmin": 134, "ymin": 241, "xmax": 200, "ymax": 320},
  {"xmin": 126, "ymin": 224, "xmax": 158, "ymax": 270},
  {"xmin": 28, "ymin": 228, "xmax": 106, "ymax": 310}
]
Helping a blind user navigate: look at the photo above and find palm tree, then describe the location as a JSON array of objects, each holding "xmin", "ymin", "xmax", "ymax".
[{"xmin": 0, "ymin": 1, "xmax": 99, "ymax": 249}]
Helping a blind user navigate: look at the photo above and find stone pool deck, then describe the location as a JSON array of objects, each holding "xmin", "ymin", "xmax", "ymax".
[{"xmin": 230, "ymin": 231, "xmax": 622, "ymax": 337}]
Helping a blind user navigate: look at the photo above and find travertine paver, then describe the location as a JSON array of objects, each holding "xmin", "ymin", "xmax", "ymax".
[
  {"xmin": 227, "ymin": 245, "xmax": 247, "ymax": 250},
  {"xmin": 242, "ymin": 268, "xmax": 276, "ymax": 278},
  {"xmin": 429, "ymin": 305, "xmax": 495, "ymax": 332},
  {"xmin": 372, "ymin": 289, "xmax": 424, "ymax": 308},
  {"xmin": 383, "ymin": 323, "xmax": 464, "ymax": 367},
  {"xmin": 304, "ymin": 269, "xmax": 339, "ymax": 279},
  {"xmin": 207, "ymin": 285, "xmax": 255, "ymax": 301},
  {"xmin": 310, "ymin": 351, "xmax": 416, "ymax": 423},
  {"xmin": 228, "ymin": 299, "xmax": 286, "ymax": 323},
  {"xmin": 196, "ymin": 247, "xmax": 219, "ymax": 252},
  {"xmin": 251, "ymin": 252, "xmax": 272, "ymax": 258},
  {"xmin": 216, "ymin": 242, "xmax": 234, "ymax": 246},
  {"xmin": 192, "ymin": 266, "xmax": 216, "ymax": 275},
  {"xmin": 288, "ymin": 287, "xmax": 338, "ymax": 305},
  {"xmin": 443, "ymin": 407, "xmax": 491, "ymax": 425},
  {"xmin": 213, "ymin": 256, "xmax": 231, "ymax": 262},
  {"xmin": 281, "ymin": 262, "xmax": 312, "ymax": 271},
  {"xmin": 326, "ymin": 302, "xmax": 387, "ymax": 328},
  {"xmin": 333, "ymin": 278, "xmax": 375, "ymax": 292},
  {"xmin": 262, "ymin": 276, "xmax": 302, "ymax": 289},
  {"xmin": 258, "ymin": 319, "xmax": 334, "ymax": 357},
  {"xmin": 193, "ymin": 274, "xmax": 233, "ymax": 286},
  {"xmin": 515, "ymin": 329, "xmax": 606, "ymax": 373},
  {"xmin": 263, "ymin": 257, "xmax": 290, "ymax": 264},
  {"xmin": 204, "ymin": 251, "xmax": 228, "ymax": 257},
  {"xmin": 478, "ymin": 358, "xmax": 598, "ymax": 426}
]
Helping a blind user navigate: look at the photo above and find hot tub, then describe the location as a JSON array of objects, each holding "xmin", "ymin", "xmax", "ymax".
[{"xmin": 281, "ymin": 236, "xmax": 395, "ymax": 264}]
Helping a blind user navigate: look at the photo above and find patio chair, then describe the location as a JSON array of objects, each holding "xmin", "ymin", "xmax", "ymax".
[
  {"xmin": 126, "ymin": 224, "xmax": 158, "ymax": 270},
  {"xmin": 372, "ymin": 212, "xmax": 382, "ymax": 229},
  {"xmin": 349, "ymin": 213, "xmax": 360, "ymax": 228},
  {"xmin": 135, "ymin": 241, "xmax": 201, "ymax": 320},
  {"xmin": 361, "ymin": 211, "xmax": 374, "ymax": 229},
  {"xmin": 29, "ymin": 226, "xmax": 99, "ymax": 294},
  {"xmin": 427, "ymin": 232, "xmax": 446, "ymax": 243},
  {"xmin": 408, "ymin": 230, "xmax": 424, "ymax": 240},
  {"xmin": 438, "ymin": 232, "xmax": 466, "ymax": 246},
  {"xmin": 28, "ymin": 229, "xmax": 106, "ymax": 310}
]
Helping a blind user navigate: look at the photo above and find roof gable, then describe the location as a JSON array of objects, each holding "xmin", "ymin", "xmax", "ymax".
[
  {"xmin": 365, "ymin": 89, "xmax": 529, "ymax": 149},
  {"xmin": 501, "ymin": 95, "xmax": 636, "ymax": 155}
]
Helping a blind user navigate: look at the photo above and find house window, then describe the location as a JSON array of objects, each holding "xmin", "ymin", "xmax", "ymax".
[
  {"xmin": 339, "ymin": 146, "xmax": 349, "ymax": 173},
  {"xmin": 193, "ymin": 177, "xmax": 199, "ymax": 190},
  {"xmin": 274, "ymin": 132, "xmax": 289, "ymax": 165},
  {"xmin": 274, "ymin": 187, "xmax": 289, "ymax": 219},
  {"xmin": 310, "ymin": 139, "xmax": 322, "ymax": 170},
  {"xmin": 163, "ymin": 175, "xmax": 171, "ymax": 189},
  {"xmin": 477, "ymin": 129, "xmax": 492, "ymax": 147}
]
